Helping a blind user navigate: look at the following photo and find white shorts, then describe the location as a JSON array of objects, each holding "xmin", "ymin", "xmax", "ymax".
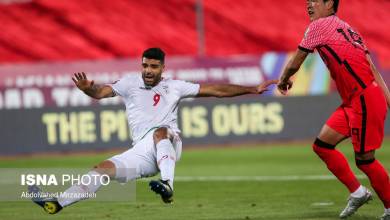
[{"xmin": 108, "ymin": 127, "xmax": 182, "ymax": 182}]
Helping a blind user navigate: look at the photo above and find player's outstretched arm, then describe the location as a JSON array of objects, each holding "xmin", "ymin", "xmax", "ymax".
[
  {"xmin": 72, "ymin": 72, "xmax": 115, "ymax": 99},
  {"xmin": 196, "ymin": 80, "xmax": 278, "ymax": 98},
  {"xmin": 366, "ymin": 55, "xmax": 390, "ymax": 108},
  {"xmin": 277, "ymin": 49, "xmax": 308, "ymax": 95}
]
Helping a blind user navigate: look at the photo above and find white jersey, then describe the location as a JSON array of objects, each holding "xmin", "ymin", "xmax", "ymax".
[{"xmin": 110, "ymin": 74, "xmax": 200, "ymax": 145}]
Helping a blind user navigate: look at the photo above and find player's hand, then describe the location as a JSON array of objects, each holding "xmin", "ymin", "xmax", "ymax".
[
  {"xmin": 277, "ymin": 79, "xmax": 293, "ymax": 95},
  {"xmin": 72, "ymin": 72, "xmax": 94, "ymax": 91},
  {"xmin": 256, "ymin": 79, "xmax": 278, "ymax": 94}
]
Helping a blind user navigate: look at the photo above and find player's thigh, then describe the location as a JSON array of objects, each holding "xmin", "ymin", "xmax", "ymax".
[
  {"xmin": 349, "ymin": 86, "xmax": 387, "ymax": 153},
  {"xmin": 108, "ymin": 142, "xmax": 159, "ymax": 182},
  {"xmin": 109, "ymin": 151, "xmax": 159, "ymax": 182},
  {"xmin": 320, "ymin": 107, "xmax": 350, "ymax": 145}
]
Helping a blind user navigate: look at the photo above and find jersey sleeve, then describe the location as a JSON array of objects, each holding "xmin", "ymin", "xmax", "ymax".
[
  {"xmin": 299, "ymin": 19, "xmax": 326, "ymax": 53},
  {"xmin": 174, "ymin": 80, "xmax": 200, "ymax": 98},
  {"xmin": 110, "ymin": 75, "xmax": 134, "ymax": 97}
]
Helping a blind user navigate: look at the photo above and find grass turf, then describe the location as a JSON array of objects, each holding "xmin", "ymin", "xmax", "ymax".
[{"xmin": 0, "ymin": 140, "xmax": 389, "ymax": 220}]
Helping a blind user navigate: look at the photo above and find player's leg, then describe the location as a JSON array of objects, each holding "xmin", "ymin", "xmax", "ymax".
[
  {"xmin": 313, "ymin": 108, "xmax": 362, "ymax": 194},
  {"xmin": 315, "ymin": 125, "xmax": 372, "ymax": 219},
  {"xmin": 56, "ymin": 160, "xmax": 115, "ymax": 208},
  {"xmin": 352, "ymin": 87, "xmax": 390, "ymax": 219},
  {"xmin": 29, "ymin": 160, "xmax": 115, "ymax": 214},
  {"xmin": 312, "ymin": 107, "xmax": 372, "ymax": 218},
  {"xmin": 355, "ymin": 151, "xmax": 390, "ymax": 219},
  {"xmin": 149, "ymin": 127, "xmax": 180, "ymax": 203},
  {"xmin": 31, "ymin": 140, "xmax": 160, "ymax": 214},
  {"xmin": 153, "ymin": 127, "xmax": 176, "ymax": 188}
]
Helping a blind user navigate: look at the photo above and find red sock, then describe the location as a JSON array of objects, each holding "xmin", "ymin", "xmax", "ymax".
[
  {"xmin": 357, "ymin": 159, "xmax": 390, "ymax": 208},
  {"xmin": 313, "ymin": 143, "xmax": 360, "ymax": 193}
]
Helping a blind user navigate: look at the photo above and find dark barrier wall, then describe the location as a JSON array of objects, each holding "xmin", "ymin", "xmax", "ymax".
[{"xmin": 1, "ymin": 94, "xmax": 390, "ymax": 155}]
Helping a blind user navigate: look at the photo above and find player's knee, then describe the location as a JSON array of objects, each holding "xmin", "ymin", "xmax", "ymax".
[
  {"xmin": 355, "ymin": 150, "xmax": 375, "ymax": 166},
  {"xmin": 312, "ymin": 138, "xmax": 336, "ymax": 154},
  {"xmin": 153, "ymin": 127, "xmax": 169, "ymax": 144},
  {"xmin": 355, "ymin": 158, "xmax": 376, "ymax": 168},
  {"xmin": 93, "ymin": 160, "xmax": 116, "ymax": 177}
]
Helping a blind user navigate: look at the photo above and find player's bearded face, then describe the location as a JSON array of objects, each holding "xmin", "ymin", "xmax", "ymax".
[{"xmin": 141, "ymin": 58, "xmax": 164, "ymax": 88}]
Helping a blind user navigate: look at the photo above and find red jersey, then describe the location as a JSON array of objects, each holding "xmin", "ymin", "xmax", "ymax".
[{"xmin": 299, "ymin": 15, "xmax": 374, "ymax": 105}]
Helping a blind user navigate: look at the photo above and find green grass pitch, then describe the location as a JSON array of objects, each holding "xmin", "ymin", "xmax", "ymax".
[{"xmin": 1, "ymin": 140, "xmax": 390, "ymax": 220}]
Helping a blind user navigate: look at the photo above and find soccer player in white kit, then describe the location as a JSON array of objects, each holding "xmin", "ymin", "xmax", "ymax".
[{"xmin": 30, "ymin": 48, "xmax": 277, "ymax": 214}]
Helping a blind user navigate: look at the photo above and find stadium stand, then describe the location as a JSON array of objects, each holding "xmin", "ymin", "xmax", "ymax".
[{"xmin": 0, "ymin": 0, "xmax": 389, "ymax": 68}]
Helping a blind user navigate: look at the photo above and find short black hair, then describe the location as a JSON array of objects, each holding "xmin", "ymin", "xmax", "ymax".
[
  {"xmin": 142, "ymin": 48, "xmax": 165, "ymax": 64},
  {"xmin": 325, "ymin": 0, "xmax": 339, "ymax": 13}
]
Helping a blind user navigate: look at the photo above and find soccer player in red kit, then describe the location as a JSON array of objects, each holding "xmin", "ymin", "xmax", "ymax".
[{"xmin": 277, "ymin": 0, "xmax": 390, "ymax": 219}]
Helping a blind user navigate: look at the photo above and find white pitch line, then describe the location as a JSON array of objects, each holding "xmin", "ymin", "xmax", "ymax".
[{"xmin": 311, "ymin": 202, "xmax": 334, "ymax": 206}]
